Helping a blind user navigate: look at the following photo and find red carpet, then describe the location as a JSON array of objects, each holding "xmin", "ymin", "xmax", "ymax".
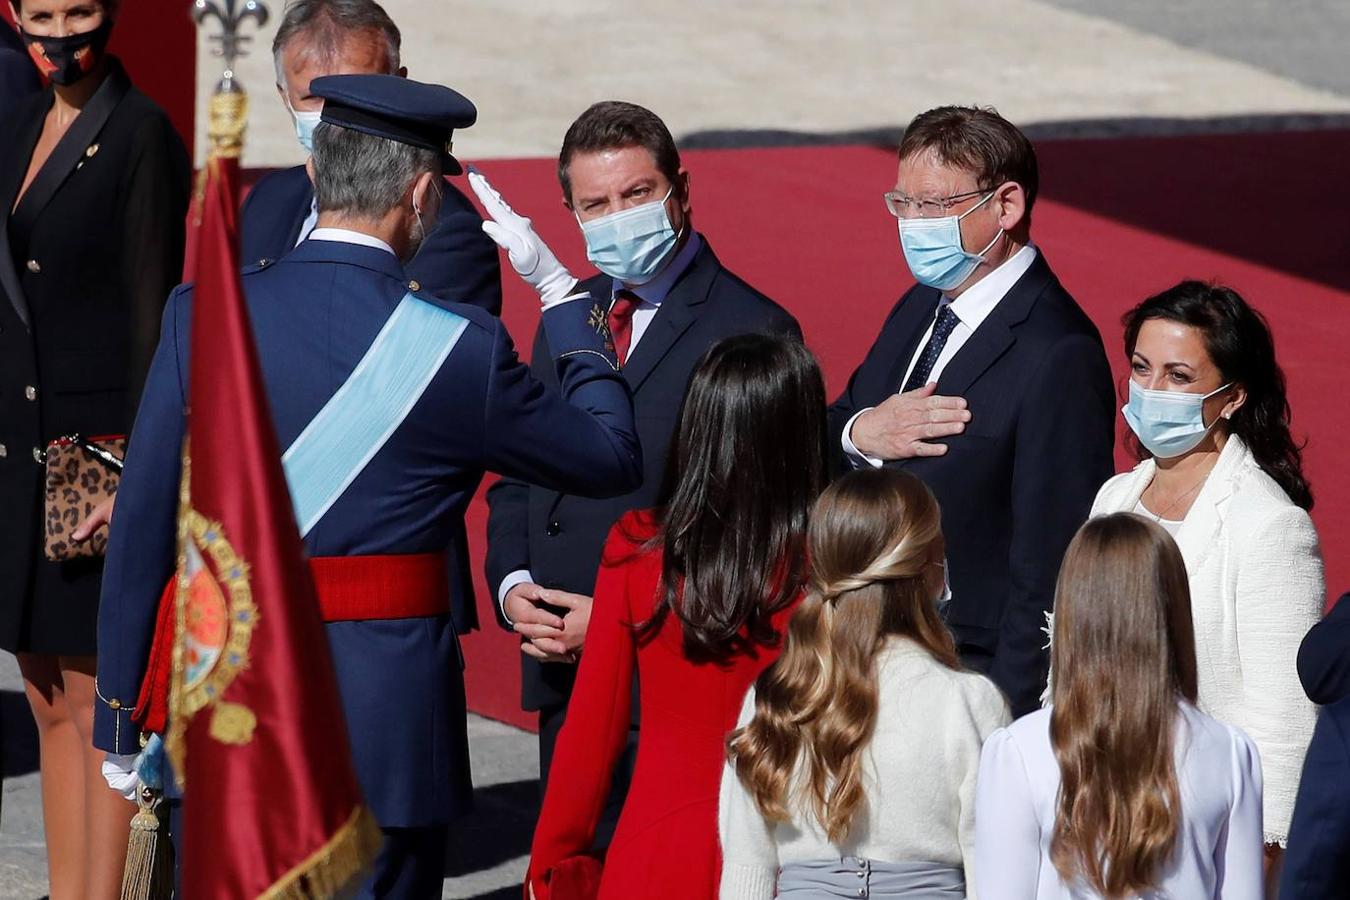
[{"xmin": 450, "ymin": 131, "xmax": 1350, "ymax": 730}]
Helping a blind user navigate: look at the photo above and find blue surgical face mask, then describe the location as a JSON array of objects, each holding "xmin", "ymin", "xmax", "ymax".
[
  {"xmin": 1122, "ymin": 379, "xmax": 1233, "ymax": 459},
  {"xmin": 579, "ymin": 187, "xmax": 682, "ymax": 285},
  {"xmin": 285, "ymin": 96, "xmax": 323, "ymax": 153},
  {"xmin": 897, "ymin": 191, "xmax": 1003, "ymax": 292}
]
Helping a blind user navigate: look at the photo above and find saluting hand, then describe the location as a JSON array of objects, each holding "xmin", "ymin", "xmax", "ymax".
[
  {"xmin": 850, "ymin": 383, "xmax": 971, "ymax": 461},
  {"xmin": 467, "ymin": 166, "xmax": 582, "ymax": 310}
]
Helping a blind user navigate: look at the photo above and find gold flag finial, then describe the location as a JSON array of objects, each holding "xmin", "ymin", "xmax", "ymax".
[{"xmin": 191, "ymin": 0, "xmax": 270, "ymax": 157}]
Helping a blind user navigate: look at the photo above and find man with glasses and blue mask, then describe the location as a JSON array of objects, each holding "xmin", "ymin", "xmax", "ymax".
[
  {"xmin": 482, "ymin": 100, "xmax": 799, "ymax": 789},
  {"xmin": 828, "ymin": 105, "xmax": 1115, "ymax": 717}
]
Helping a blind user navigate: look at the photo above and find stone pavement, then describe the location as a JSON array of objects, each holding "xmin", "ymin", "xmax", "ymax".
[
  {"xmin": 0, "ymin": 651, "xmax": 538, "ymax": 899},
  {"xmin": 196, "ymin": 0, "xmax": 1350, "ymax": 169}
]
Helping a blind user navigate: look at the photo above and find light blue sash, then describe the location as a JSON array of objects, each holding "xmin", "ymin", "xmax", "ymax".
[{"xmin": 282, "ymin": 293, "xmax": 468, "ymax": 537}]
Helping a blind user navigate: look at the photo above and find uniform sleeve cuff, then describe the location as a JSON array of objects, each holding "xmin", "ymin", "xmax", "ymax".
[{"xmin": 93, "ymin": 702, "xmax": 143, "ymax": 755}]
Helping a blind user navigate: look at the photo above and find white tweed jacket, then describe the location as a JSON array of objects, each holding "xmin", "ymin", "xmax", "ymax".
[{"xmin": 1091, "ymin": 434, "xmax": 1324, "ymax": 845}]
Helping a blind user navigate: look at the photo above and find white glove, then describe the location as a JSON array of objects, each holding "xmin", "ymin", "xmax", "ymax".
[
  {"xmin": 102, "ymin": 751, "xmax": 141, "ymax": 801},
  {"xmin": 467, "ymin": 166, "xmax": 584, "ymax": 310}
]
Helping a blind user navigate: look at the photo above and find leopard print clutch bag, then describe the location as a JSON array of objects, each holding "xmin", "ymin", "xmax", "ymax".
[{"xmin": 43, "ymin": 434, "xmax": 126, "ymax": 562}]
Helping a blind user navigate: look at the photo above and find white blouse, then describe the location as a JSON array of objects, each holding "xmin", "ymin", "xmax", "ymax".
[
  {"xmin": 1092, "ymin": 434, "xmax": 1323, "ymax": 844},
  {"xmin": 974, "ymin": 705, "xmax": 1263, "ymax": 900},
  {"xmin": 719, "ymin": 638, "xmax": 1010, "ymax": 899}
]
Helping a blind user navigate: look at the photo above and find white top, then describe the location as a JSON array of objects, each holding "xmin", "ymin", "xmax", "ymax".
[
  {"xmin": 974, "ymin": 705, "xmax": 1264, "ymax": 900},
  {"xmin": 843, "ymin": 243, "xmax": 1039, "ymax": 467},
  {"xmin": 718, "ymin": 638, "xmax": 1010, "ymax": 900},
  {"xmin": 1092, "ymin": 435, "xmax": 1323, "ymax": 844},
  {"xmin": 1132, "ymin": 499, "xmax": 1183, "ymax": 537}
]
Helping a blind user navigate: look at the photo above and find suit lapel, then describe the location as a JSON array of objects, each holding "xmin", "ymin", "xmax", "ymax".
[
  {"xmin": 1, "ymin": 62, "xmax": 130, "ymax": 330},
  {"xmin": 0, "ymin": 94, "xmax": 45, "ymax": 330},
  {"xmin": 881, "ymin": 289, "xmax": 941, "ymax": 393},
  {"xmin": 935, "ymin": 253, "xmax": 1055, "ymax": 397},
  {"xmin": 1172, "ymin": 435, "xmax": 1247, "ymax": 576},
  {"xmin": 618, "ymin": 240, "xmax": 716, "ymax": 393}
]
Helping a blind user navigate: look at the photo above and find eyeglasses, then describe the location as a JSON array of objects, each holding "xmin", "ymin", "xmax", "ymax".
[{"xmin": 883, "ymin": 187, "xmax": 991, "ymax": 219}]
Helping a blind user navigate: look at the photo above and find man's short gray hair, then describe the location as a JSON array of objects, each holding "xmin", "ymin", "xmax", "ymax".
[
  {"xmin": 311, "ymin": 122, "xmax": 439, "ymax": 219},
  {"xmin": 273, "ymin": 0, "xmax": 401, "ymax": 86}
]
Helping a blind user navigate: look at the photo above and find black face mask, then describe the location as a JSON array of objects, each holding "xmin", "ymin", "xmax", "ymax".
[{"xmin": 21, "ymin": 17, "xmax": 113, "ymax": 86}]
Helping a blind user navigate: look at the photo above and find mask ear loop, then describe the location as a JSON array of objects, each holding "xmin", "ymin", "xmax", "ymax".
[{"xmin": 958, "ymin": 190, "xmax": 1005, "ymax": 260}]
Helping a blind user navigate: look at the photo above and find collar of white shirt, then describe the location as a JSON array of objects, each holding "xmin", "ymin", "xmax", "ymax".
[
  {"xmin": 943, "ymin": 241, "xmax": 1038, "ymax": 330},
  {"xmin": 308, "ymin": 226, "xmax": 397, "ymax": 258},
  {"xmin": 609, "ymin": 230, "xmax": 703, "ymax": 308}
]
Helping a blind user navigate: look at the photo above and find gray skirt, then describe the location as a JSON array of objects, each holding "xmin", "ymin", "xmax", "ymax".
[{"xmin": 776, "ymin": 857, "xmax": 965, "ymax": 899}]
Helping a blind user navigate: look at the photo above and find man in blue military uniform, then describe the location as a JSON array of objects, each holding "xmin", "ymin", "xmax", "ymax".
[
  {"xmin": 242, "ymin": 0, "xmax": 503, "ymax": 637},
  {"xmin": 93, "ymin": 74, "xmax": 640, "ymax": 898}
]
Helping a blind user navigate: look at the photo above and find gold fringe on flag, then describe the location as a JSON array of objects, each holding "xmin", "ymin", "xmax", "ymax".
[
  {"xmin": 119, "ymin": 788, "xmax": 173, "ymax": 900},
  {"xmin": 258, "ymin": 805, "xmax": 384, "ymax": 900}
]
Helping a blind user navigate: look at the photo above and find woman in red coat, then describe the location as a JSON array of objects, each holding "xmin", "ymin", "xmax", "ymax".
[{"xmin": 526, "ymin": 334, "xmax": 829, "ymax": 900}]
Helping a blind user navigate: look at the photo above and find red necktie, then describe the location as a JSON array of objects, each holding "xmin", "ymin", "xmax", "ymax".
[{"xmin": 607, "ymin": 290, "xmax": 640, "ymax": 367}]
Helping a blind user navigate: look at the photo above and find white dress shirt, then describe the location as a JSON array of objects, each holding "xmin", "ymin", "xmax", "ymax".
[
  {"xmin": 974, "ymin": 704, "xmax": 1264, "ymax": 900},
  {"xmin": 296, "ymin": 197, "xmax": 320, "ymax": 247},
  {"xmin": 307, "ymin": 226, "xmax": 396, "ymax": 257},
  {"xmin": 496, "ymin": 232, "xmax": 704, "ymax": 618},
  {"xmin": 842, "ymin": 243, "xmax": 1038, "ymax": 467}
]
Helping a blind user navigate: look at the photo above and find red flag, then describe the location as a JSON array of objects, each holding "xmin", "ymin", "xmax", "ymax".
[{"xmin": 166, "ymin": 109, "xmax": 380, "ymax": 896}]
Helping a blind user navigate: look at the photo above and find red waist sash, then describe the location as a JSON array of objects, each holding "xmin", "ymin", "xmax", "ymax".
[{"xmin": 132, "ymin": 553, "xmax": 448, "ymax": 734}]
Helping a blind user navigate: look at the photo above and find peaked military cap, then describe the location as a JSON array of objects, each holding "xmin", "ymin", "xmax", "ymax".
[{"xmin": 310, "ymin": 74, "xmax": 476, "ymax": 175}]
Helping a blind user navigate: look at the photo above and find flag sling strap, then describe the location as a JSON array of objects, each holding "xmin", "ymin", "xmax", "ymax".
[{"xmin": 282, "ymin": 294, "xmax": 469, "ymax": 537}]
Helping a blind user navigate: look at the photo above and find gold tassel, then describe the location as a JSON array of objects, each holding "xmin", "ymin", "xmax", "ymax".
[{"xmin": 120, "ymin": 788, "xmax": 173, "ymax": 900}]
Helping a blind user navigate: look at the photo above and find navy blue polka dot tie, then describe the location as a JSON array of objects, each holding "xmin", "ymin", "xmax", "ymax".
[{"xmin": 901, "ymin": 303, "xmax": 961, "ymax": 393}]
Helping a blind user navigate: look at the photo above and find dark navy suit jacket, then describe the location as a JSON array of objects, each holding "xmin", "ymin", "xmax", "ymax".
[
  {"xmin": 828, "ymin": 252, "xmax": 1115, "ymax": 716},
  {"xmin": 485, "ymin": 238, "xmax": 799, "ymax": 712},
  {"xmin": 93, "ymin": 239, "xmax": 640, "ymax": 826},
  {"xmin": 239, "ymin": 165, "xmax": 502, "ymax": 634},
  {"xmin": 1298, "ymin": 591, "xmax": 1350, "ymax": 705},
  {"xmin": 1281, "ymin": 695, "xmax": 1350, "ymax": 898}
]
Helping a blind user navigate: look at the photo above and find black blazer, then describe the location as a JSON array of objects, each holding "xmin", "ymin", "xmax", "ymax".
[
  {"xmin": 0, "ymin": 60, "xmax": 189, "ymax": 653},
  {"xmin": 828, "ymin": 253, "xmax": 1115, "ymax": 715},
  {"xmin": 238, "ymin": 164, "xmax": 503, "ymax": 632},
  {"xmin": 1280, "ymin": 695, "xmax": 1350, "ymax": 898},
  {"xmin": 1298, "ymin": 591, "xmax": 1350, "ymax": 705},
  {"xmin": 239, "ymin": 164, "xmax": 502, "ymax": 315},
  {"xmin": 485, "ymin": 238, "xmax": 800, "ymax": 711}
]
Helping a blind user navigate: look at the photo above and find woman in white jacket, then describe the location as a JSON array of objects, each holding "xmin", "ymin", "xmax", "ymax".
[{"xmin": 1090, "ymin": 281, "xmax": 1323, "ymax": 870}]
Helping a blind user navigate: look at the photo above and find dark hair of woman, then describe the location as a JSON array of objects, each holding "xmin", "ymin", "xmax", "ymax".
[
  {"xmin": 1049, "ymin": 512, "xmax": 1198, "ymax": 898},
  {"xmin": 1123, "ymin": 280, "xmax": 1312, "ymax": 510},
  {"xmin": 632, "ymin": 333, "xmax": 828, "ymax": 664}
]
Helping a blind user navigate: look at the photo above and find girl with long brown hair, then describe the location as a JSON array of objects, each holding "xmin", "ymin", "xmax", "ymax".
[
  {"xmin": 974, "ymin": 513, "xmax": 1263, "ymax": 899},
  {"xmin": 720, "ymin": 467, "xmax": 1008, "ymax": 899}
]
